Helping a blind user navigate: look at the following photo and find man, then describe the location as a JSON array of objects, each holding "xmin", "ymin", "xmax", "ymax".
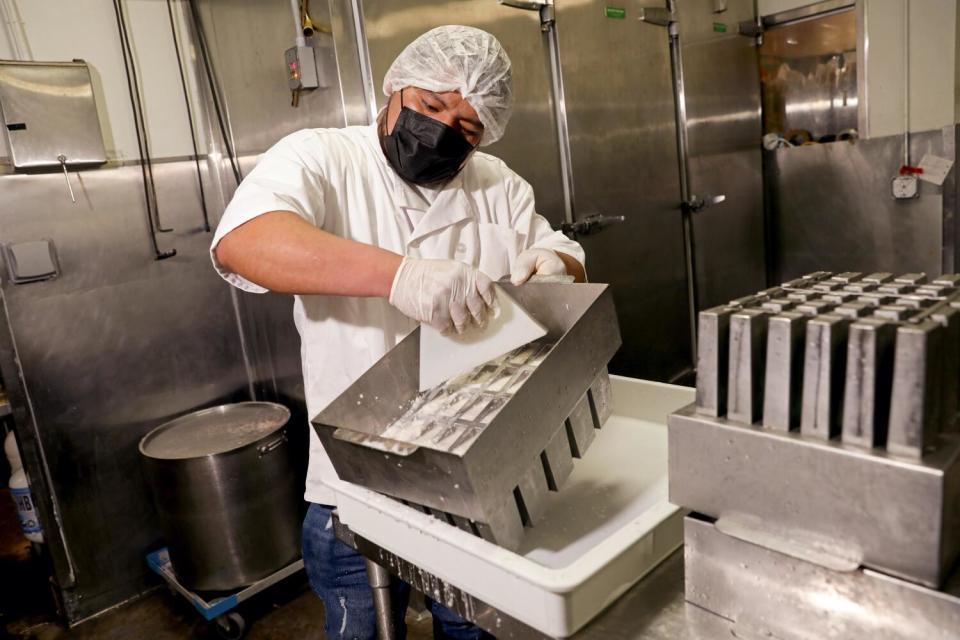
[{"xmin": 211, "ymin": 25, "xmax": 585, "ymax": 639}]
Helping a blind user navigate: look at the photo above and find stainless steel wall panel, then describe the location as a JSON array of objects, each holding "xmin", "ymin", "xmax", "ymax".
[
  {"xmin": 185, "ymin": 0, "xmax": 366, "ymax": 486},
  {"xmin": 190, "ymin": 0, "xmax": 361, "ymax": 427},
  {"xmin": 0, "ymin": 161, "xmax": 250, "ymax": 621},
  {"xmin": 360, "ymin": 0, "xmax": 565, "ymax": 227},
  {"xmin": 678, "ymin": 0, "xmax": 767, "ymax": 311},
  {"xmin": 192, "ymin": 0, "xmax": 345, "ymax": 155},
  {"xmin": 189, "ymin": 0, "xmax": 359, "ymax": 491},
  {"xmin": 769, "ymin": 130, "xmax": 944, "ymax": 281},
  {"xmin": 557, "ymin": 1, "xmax": 690, "ymax": 381}
]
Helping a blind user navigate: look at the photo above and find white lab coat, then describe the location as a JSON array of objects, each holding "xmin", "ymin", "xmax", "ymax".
[{"xmin": 211, "ymin": 123, "xmax": 585, "ymax": 505}]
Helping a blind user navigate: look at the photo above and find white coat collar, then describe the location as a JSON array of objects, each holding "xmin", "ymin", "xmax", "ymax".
[{"xmin": 362, "ymin": 122, "xmax": 477, "ymax": 246}]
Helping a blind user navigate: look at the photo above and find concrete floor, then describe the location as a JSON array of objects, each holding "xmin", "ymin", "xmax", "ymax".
[
  {"xmin": 8, "ymin": 580, "xmax": 435, "ymax": 640},
  {"xmin": 1, "ymin": 488, "xmax": 434, "ymax": 639},
  {"xmin": 6, "ymin": 573, "xmax": 435, "ymax": 640}
]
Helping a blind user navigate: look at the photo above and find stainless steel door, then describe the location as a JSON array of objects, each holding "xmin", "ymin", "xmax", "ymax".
[
  {"xmin": 190, "ymin": 0, "xmax": 344, "ymax": 156},
  {"xmin": 677, "ymin": 0, "xmax": 766, "ymax": 309},
  {"xmin": 358, "ymin": 0, "xmax": 766, "ymax": 383},
  {"xmin": 360, "ymin": 0, "xmax": 566, "ymax": 226},
  {"xmin": 556, "ymin": 1, "xmax": 690, "ymax": 381}
]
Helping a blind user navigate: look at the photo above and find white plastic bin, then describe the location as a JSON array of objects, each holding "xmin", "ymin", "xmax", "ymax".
[{"xmin": 334, "ymin": 376, "xmax": 693, "ymax": 637}]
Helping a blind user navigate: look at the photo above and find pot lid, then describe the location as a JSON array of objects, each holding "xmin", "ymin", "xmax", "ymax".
[{"xmin": 140, "ymin": 402, "xmax": 290, "ymax": 460}]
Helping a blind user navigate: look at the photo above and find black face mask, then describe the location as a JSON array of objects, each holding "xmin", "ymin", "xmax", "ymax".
[{"xmin": 380, "ymin": 103, "xmax": 475, "ymax": 186}]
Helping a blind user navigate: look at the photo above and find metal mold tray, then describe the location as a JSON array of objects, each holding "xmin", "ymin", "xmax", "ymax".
[{"xmin": 313, "ymin": 282, "xmax": 621, "ymax": 550}]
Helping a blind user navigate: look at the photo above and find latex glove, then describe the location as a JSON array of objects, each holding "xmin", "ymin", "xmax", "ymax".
[
  {"xmin": 510, "ymin": 248, "xmax": 567, "ymax": 285},
  {"xmin": 389, "ymin": 257, "xmax": 495, "ymax": 334}
]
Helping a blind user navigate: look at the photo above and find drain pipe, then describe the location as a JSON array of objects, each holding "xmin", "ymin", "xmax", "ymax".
[
  {"xmin": 289, "ymin": 0, "xmax": 306, "ymax": 47},
  {"xmin": 901, "ymin": 0, "xmax": 910, "ymax": 170}
]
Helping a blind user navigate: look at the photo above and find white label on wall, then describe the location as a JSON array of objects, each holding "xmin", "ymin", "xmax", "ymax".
[{"xmin": 918, "ymin": 154, "xmax": 954, "ymax": 186}]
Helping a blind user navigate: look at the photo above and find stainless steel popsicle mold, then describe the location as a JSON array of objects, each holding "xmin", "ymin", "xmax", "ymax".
[{"xmin": 313, "ymin": 282, "xmax": 621, "ymax": 550}]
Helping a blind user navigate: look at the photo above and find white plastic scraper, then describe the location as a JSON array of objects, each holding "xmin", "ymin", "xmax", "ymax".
[{"xmin": 419, "ymin": 284, "xmax": 547, "ymax": 391}]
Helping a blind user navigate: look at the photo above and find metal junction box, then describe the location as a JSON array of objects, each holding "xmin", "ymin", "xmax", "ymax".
[
  {"xmin": 0, "ymin": 60, "xmax": 107, "ymax": 170},
  {"xmin": 313, "ymin": 282, "xmax": 621, "ymax": 550}
]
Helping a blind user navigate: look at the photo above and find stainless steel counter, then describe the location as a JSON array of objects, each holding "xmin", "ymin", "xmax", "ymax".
[{"xmin": 573, "ymin": 551, "xmax": 735, "ymax": 640}]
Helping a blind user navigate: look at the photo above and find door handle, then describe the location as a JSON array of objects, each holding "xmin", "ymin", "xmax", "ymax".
[
  {"xmin": 498, "ymin": 0, "xmax": 551, "ymax": 10},
  {"xmin": 682, "ymin": 194, "xmax": 726, "ymax": 214},
  {"xmin": 638, "ymin": 7, "xmax": 675, "ymax": 28},
  {"xmin": 498, "ymin": 0, "xmax": 555, "ymax": 31},
  {"xmin": 562, "ymin": 213, "xmax": 626, "ymax": 237}
]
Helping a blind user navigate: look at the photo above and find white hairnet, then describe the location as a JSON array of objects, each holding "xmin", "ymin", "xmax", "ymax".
[{"xmin": 382, "ymin": 25, "xmax": 513, "ymax": 146}]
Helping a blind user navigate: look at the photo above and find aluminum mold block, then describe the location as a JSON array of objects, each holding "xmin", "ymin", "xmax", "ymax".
[
  {"xmin": 684, "ymin": 516, "xmax": 960, "ymax": 640},
  {"xmin": 313, "ymin": 283, "xmax": 621, "ymax": 550},
  {"xmin": 669, "ymin": 407, "xmax": 960, "ymax": 588}
]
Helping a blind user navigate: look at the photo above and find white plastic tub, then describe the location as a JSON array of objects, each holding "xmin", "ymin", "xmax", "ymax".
[{"xmin": 333, "ymin": 376, "xmax": 693, "ymax": 637}]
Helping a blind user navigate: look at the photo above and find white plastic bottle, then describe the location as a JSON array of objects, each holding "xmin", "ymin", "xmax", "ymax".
[
  {"xmin": 9, "ymin": 467, "xmax": 43, "ymax": 543},
  {"xmin": 4, "ymin": 429, "xmax": 21, "ymax": 475}
]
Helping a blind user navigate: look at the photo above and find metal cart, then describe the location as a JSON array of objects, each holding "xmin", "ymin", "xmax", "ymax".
[{"xmin": 146, "ymin": 548, "xmax": 304, "ymax": 640}]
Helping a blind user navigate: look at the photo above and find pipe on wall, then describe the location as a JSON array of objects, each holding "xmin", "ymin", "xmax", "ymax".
[
  {"xmin": 290, "ymin": 0, "xmax": 306, "ymax": 47},
  {"xmin": 0, "ymin": 0, "xmax": 32, "ymax": 61}
]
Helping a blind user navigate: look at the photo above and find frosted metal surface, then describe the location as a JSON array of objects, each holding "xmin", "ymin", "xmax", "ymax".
[{"xmin": 382, "ymin": 341, "xmax": 553, "ymax": 455}]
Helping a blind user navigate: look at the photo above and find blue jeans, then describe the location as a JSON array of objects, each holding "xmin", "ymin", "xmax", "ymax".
[{"xmin": 302, "ymin": 503, "xmax": 494, "ymax": 639}]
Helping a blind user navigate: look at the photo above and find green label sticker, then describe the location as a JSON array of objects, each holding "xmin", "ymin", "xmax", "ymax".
[
  {"xmin": 605, "ymin": 6, "xmax": 626, "ymax": 19},
  {"xmin": 713, "ymin": 21, "xmax": 728, "ymax": 32}
]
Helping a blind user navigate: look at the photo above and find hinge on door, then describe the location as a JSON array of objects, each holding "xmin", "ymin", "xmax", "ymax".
[
  {"xmin": 498, "ymin": 0, "xmax": 550, "ymax": 9},
  {"xmin": 561, "ymin": 213, "xmax": 626, "ymax": 238},
  {"xmin": 637, "ymin": 7, "xmax": 675, "ymax": 27},
  {"xmin": 498, "ymin": 0, "xmax": 555, "ymax": 30},
  {"xmin": 737, "ymin": 19, "xmax": 763, "ymax": 46},
  {"xmin": 681, "ymin": 194, "xmax": 726, "ymax": 215},
  {"xmin": 737, "ymin": 20, "xmax": 762, "ymax": 37}
]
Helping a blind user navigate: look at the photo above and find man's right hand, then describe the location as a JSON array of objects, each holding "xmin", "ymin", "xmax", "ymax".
[{"xmin": 389, "ymin": 257, "xmax": 495, "ymax": 334}]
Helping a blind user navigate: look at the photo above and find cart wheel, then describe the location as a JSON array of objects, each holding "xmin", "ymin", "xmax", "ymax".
[{"xmin": 214, "ymin": 612, "xmax": 246, "ymax": 640}]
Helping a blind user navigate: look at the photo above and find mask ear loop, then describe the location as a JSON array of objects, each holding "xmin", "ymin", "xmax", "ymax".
[{"xmin": 391, "ymin": 89, "xmax": 406, "ymax": 169}]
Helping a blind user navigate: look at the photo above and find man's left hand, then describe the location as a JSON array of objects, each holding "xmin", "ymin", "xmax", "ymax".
[{"xmin": 510, "ymin": 248, "xmax": 567, "ymax": 285}]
